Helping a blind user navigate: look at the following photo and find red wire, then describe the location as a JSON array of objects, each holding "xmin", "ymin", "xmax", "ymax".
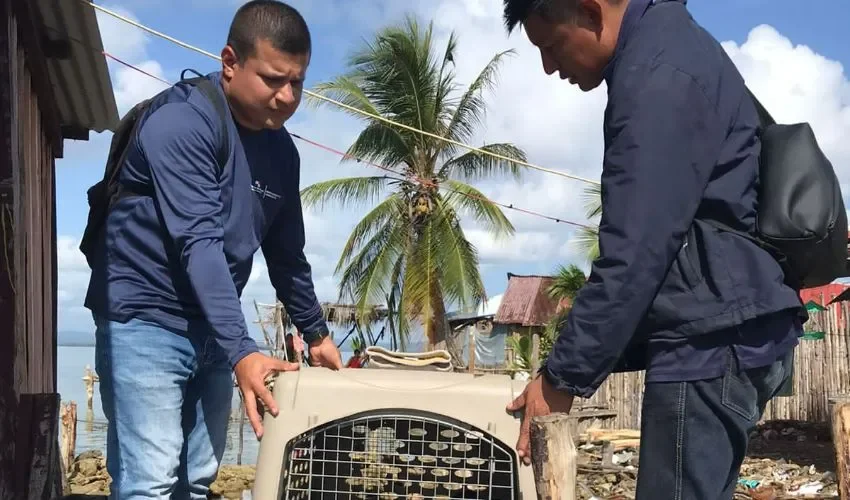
[
  {"xmin": 103, "ymin": 51, "xmax": 171, "ymax": 86},
  {"xmin": 102, "ymin": 54, "xmax": 595, "ymax": 230}
]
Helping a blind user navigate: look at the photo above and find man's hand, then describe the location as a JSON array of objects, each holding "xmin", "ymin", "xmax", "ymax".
[
  {"xmin": 506, "ymin": 373, "xmax": 574, "ymax": 465},
  {"xmin": 307, "ymin": 335, "xmax": 343, "ymax": 369},
  {"xmin": 234, "ymin": 352, "xmax": 300, "ymax": 439}
]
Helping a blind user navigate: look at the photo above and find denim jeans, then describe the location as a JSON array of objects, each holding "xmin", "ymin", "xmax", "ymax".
[
  {"xmin": 634, "ymin": 348, "xmax": 794, "ymax": 500},
  {"xmin": 94, "ymin": 315, "xmax": 234, "ymax": 499}
]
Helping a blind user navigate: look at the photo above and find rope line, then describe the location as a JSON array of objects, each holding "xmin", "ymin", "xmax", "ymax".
[
  {"xmin": 82, "ymin": 0, "xmax": 601, "ymax": 187},
  {"xmin": 101, "ymin": 52, "xmax": 597, "ymax": 230}
]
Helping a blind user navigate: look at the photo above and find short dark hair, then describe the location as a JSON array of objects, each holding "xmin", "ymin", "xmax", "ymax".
[
  {"xmin": 503, "ymin": 0, "xmax": 573, "ymax": 32},
  {"xmin": 227, "ymin": 0, "xmax": 311, "ymax": 60},
  {"xmin": 503, "ymin": 0, "xmax": 622, "ymax": 33}
]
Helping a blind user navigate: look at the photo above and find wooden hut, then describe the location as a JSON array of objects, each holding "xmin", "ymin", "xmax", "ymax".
[{"xmin": 0, "ymin": 0, "xmax": 118, "ymax": 496}]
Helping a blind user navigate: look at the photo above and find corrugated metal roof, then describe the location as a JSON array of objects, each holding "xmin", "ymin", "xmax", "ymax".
[
  {"xmin": 494, "ymin": 274, "xmax": 561, "ymax": 327},
  {"xmin": 33, "ymin": 0, "xmax": 119, "ymax": 135}
]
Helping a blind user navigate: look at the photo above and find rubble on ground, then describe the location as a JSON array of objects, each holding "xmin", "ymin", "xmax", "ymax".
[
  {"xmin": 576, "ymin": 421, "xmax": 838, "ymax": 499},
  {"xmin": 66, "ymin": 450, "xmax": 111, "ymax": 496},
  {"xmin": 63, "ymin": 451, "xmax": 255, "ymax": 498},
  {"xmin": 63, "ymin": 420, "xmax": 839, "ymax": 499}
]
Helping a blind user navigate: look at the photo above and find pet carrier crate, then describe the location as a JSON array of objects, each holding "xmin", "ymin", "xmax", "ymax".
[{"xmin": 253, "ymin": 367, "xmax": 537, "ymax": 499}]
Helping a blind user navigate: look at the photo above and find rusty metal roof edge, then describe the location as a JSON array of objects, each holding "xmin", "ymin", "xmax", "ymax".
[{"xmin": 35, "ymin": 0, "xmax": 119, "ymax": 135}]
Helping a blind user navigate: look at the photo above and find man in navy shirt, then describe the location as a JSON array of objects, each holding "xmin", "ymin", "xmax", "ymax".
[
  {"xmin": 501, "ymin": 0, "xmax": 803, "ymax": 497},
  {"xmin": 84, "ymin": 1, "xmax": 342, "ymax": 497}
]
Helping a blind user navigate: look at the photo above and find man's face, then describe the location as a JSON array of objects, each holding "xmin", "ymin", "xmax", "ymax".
[
  {"xmin": 523, "ymin": 3, "xmax": 619, "ymax": 92},
  {"xmin": 222, "ymin": 38, "xmax": 309, "ymax": 130}
]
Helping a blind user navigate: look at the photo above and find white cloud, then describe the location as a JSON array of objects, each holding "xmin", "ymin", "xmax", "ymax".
[
  {"xmin": 722, "ymin": 25, "xmax": 850, "ymax": 191},
  {"xmin": 95, "ymin": 4, "xmax": 151, "ymax": 62},
  {"xmin": 56, "ymin": 1, "xmax": 850, "ymax": 334},
  {"xmin": 465, "ymin": 228, "xmax": 559, "ymax": 262},
  {"xmin": 112, "ymin": 61, "xmax": 170, "ymax": 115}
]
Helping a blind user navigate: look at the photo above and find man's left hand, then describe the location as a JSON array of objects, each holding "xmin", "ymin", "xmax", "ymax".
[
  {"xmin": 307, "ymin": 335, "xmax": 343, "ymax": 369},
  {"xmin": 506, "ymin": 372, "xmax": 575, "ymax": 465}
]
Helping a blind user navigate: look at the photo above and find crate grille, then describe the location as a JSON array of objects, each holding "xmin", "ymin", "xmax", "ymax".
[{"xmin": 281, "ymin": 410, "xmax": 518, "ymax": 499}]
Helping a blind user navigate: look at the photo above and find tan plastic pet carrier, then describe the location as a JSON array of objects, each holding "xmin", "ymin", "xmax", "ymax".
[{"xmin": 252, "ymin": 355, "xmax": 536, "ymax": 499}]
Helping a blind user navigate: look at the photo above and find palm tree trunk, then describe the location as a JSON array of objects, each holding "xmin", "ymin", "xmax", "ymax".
[{"xmin": 427, "ymin": 277, "xmax": 449, "ymax": 346}]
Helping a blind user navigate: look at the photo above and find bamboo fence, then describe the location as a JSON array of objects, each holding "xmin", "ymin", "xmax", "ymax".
[{"xmin": 573, "ymin": 302, "xmax": 850, "ymax": 429}]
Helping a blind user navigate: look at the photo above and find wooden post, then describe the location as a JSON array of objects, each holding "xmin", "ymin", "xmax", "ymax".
[
  {"xmin": 530, "ymin": 413, "xmax": 577, "ymax": 500},
  {"xmin": 60, "ymin": 401, "xmax": 77, "ymax": 476},
  {"xmin": 531, "ymin": 332, "xmax": 541, "ymax": 375},
  {"xmin": 82, "ymin": 365, "xmax": 97, "ymax": 409},
  {"xmin": 237, "ymin": 394, "xmax": 245, "ymax": 466},
  {"xmin": 467, "ymin": 327, "xmax": 476, "ymax": 373},
  {"xmin": 832, "ymin": 401, "xmax": 850, "ymax": 499}
]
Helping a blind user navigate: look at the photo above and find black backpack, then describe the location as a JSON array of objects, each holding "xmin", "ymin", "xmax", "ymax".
[
  {"xmin": 79, "ymin": 70, "xmax": 231, "ymax": 267},
  {"xmin": 705, "ymin": 88, "xmax": 848, "ymax": 290}
]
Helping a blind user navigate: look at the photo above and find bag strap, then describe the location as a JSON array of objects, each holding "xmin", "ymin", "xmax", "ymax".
[{"xmin": 179, "ymin": 69, "xmax": 232, "ymax": 177}]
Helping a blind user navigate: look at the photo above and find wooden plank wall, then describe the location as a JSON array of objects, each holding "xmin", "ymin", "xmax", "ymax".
[
  {"xmin": 0, "ymin": 1, "xmax": 61, "ymax": 497},
  {"xmin": 575, "ymin": 303, "xmax": 850, "ymax": 430},
  {"xmin": 0, "ymin": 2, "xmax": 18, "ymax": 496},
  {"xmin": 15, "ymin": 22, "xmax": 56, "ymax": 396}
]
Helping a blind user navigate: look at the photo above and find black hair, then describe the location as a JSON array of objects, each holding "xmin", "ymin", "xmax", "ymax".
[
  {"xmin": 227, "ymin": 0, "xmax": 311, "ymax": 60},
  {"xmin": 503, "ymin": 0, "xmax": 622, "ymax": 33}
]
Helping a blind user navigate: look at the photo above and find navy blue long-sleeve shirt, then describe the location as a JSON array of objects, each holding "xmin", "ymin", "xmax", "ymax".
[
  {"xmin": 85, "ymin": 72, "xmax": 328, "ymax": 367},
  {"xmin": 542, "ymin": 0, "xmax": 802, "ymax": 397}
]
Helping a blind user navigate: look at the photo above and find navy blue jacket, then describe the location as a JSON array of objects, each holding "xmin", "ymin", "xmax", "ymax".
[
  {"xmin": 84, "ymin": 72, "xmax": 328, "ymax": 368},
  {"xmin": 543, "ymin": 0, "xmax": 803, "ymax": 397}
]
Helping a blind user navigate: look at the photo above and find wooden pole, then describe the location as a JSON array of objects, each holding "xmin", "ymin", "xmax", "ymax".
[
  {"xmin": 530, "ymin": 412, "xmax": 577, "ymax": 500},
  {"xmin": 82, "ymin": 365, "xmax": 97, "ymax": 409},
  {"xmin": 467, "ymin": 326, "xmax": 476, "ymax": 373},
  {"xmin": 531, "ymin": 332, "xmax": 541, "ymax": 375},
  {"xmin": 60, "ymin": 401, "xmax": 76, "ymax": 496},
  {"xmin": 60, "ymin": 401, "xmax": 76, "ymax": 473},
  {"xmin": 237, "ymin": 394, "xmax": 245, "ymax": 466},
  {"xmin": 833, "ymin": 401, "xmax": 850, "ymax": 499}
]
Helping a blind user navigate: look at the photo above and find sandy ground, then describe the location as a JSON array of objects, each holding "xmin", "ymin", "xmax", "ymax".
[{"xmin": 65, "ymin": 420, "xmax": 838, "ymax": 499}]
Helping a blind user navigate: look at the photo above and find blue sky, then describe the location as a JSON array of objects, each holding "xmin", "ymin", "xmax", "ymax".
[{"xmin": 56, "ymin": 0, "xmax": 850, "ymax": 344}]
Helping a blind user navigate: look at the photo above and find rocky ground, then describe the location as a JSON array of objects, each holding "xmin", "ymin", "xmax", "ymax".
[
  {"xmin": 66, "ymin": 451, "xmax": 253, "ymax": 499},
  {"xmin": 576, "ymin": 420, "xmax": 838, "ymax": 499},
  {"xmin": 65, "ymin": 420, "xmax": 838, "ymax": 499}
]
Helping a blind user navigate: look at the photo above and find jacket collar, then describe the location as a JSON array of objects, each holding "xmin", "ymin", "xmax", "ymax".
[{"xmin": 602, "ymin": 0, "xmax": 657, "ymax": 84}]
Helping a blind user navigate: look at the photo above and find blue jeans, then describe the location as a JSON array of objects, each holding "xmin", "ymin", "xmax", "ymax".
[
  {"xmin": 634, "ymin": 348, "xmax": 794, "ymax": 499},
  {"xmin": 94, "ymin": 316, "xmax": 234, "ymax": 499}
]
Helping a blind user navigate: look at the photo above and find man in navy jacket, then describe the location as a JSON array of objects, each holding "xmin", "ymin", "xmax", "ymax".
[
  {"xmin": 502, "ymin": 0, "xmax": 803, "ymax": 497},
  {"xmin": 84, "ymin": 1, "xmax": 342, "ymax": 497}
]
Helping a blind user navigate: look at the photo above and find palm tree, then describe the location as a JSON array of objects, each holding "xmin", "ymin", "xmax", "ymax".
[
  {"xmin": 301, "ymin": 16, "xmax": 527, "ymax": 349},
  {"xmin": 547, "ymin": 263, "xmax": 587, "ymax": 301},
  {"xmin": 574, "ymin": 183, "xmax": 602, "ymax": 262}
]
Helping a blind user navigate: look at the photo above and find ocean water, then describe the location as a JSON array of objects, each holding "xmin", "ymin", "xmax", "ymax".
[{"xmin": 58, "ymin": 344, "xmax": 356, "ymax": 465}]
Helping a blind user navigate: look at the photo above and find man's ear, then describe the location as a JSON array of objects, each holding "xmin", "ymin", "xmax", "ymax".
[
  {"xmin": 221, "ymin": 45, "xmax": 240, "ymax": 79},
  {"xmin": 576, "ymin": 0, "xmax": 605, "ymax": 34}
]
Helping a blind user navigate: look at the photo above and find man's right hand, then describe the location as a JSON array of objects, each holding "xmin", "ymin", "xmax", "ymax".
[{"xmin": 234, "ymin": 352, "xmax": 300, "ymax": 439}]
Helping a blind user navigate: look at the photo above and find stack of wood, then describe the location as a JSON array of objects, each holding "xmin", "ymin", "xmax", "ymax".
[{"xmin": 578, "ymin": 428, "xmax": 641, "ymax": 468}]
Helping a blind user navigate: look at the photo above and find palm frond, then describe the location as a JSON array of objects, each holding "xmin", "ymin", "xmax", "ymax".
[
  {"xmin": 439, "ymin": 143, "xmax": 526, "ymax": 181},
  {"xmin": 582, "ymin": 183, "xmax": 603, "ymax": 219},
  {"xmin": 401, "ymin": 217, "xmax": 440, "ymax": 344},
  {"xmin": 442, "ymin": 50, "xmax": 516, "ymax": 151},
  {"xmin": 337, "ymin": 194, "xmax": 405, "ymax": 270},
  {"xmin": 300, "ymin": 176, "xmax": 389, "ymax": 211},
  {"xmin": 573, "ymin": 225, "xmax": 600, "ymax": 263},
  {"xmin": 430, "ymin": 197, "xmax": 486, "ymax": 312},
  {"xmin": 305, "ymin": 75, "xmax": 382, "ymax": 117},
  {"xmin": 345, "ymin": 122, "xmax": 413, "ymax": 171},
  {"xmin": 547, "ymin": 264, "xmax": 587, "ymax": 300},
  {"xmin": 441, "ymin": 179, "xmax": 514, "ymax": 238},
  {"xmin": 336, "ymin": 219, "xmax": 410, "ymax": 304}
]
